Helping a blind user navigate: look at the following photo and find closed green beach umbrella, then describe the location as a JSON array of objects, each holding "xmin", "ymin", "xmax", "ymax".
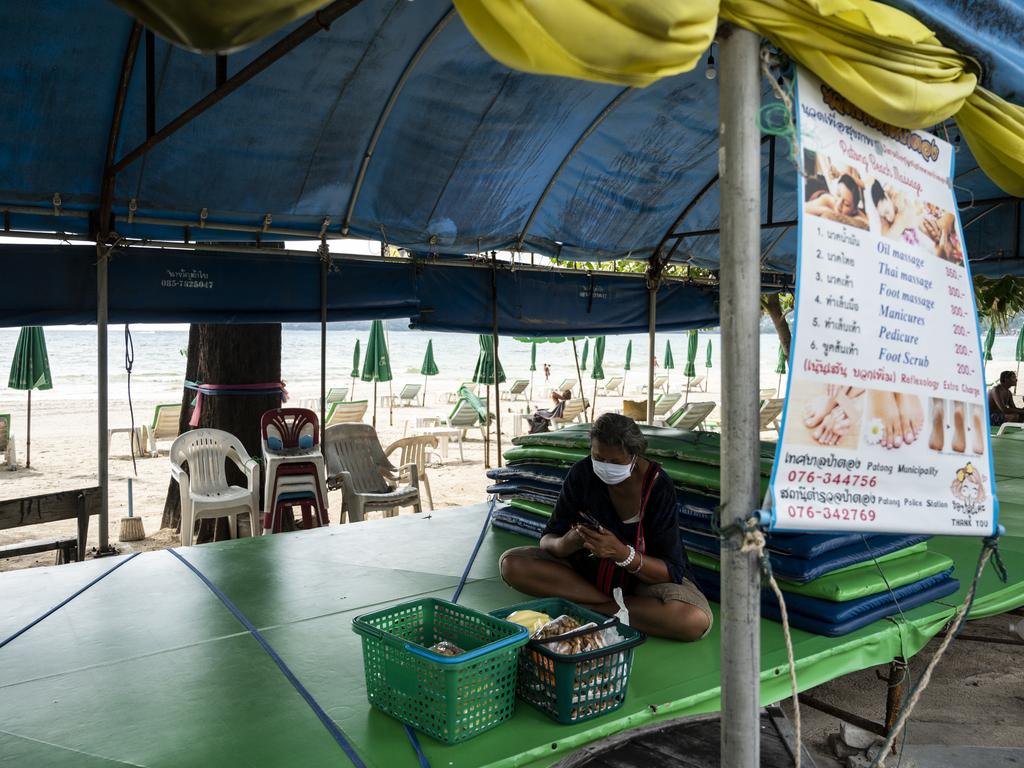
[
  {"xmin": 775, "ymin": 342, "xmax": 788, "ymax": 397},
  {"xmin": 705, "ymin": 339, "xmax": 713, "ymax": 369},
  {"xmin": 8, "ymin": 326, "xmax": 52, "ymax": 468},
  {"xmin": 683, "ymin": 330, "xmax": 698, "ymax": 378},
  {"xmin": 350, "ymin": 338, "xmax": 361, "ymax": 397},
  {"xmin": 529, "ymin": 342, "xmax": 537, "ymax": 372},
  {"xmin": 1015, "ymin": 325, "xmax": 1024, "ymax": 384},
  {"xmin": 682, "ymin": 330, "xmax": 698, "ymax": 404},
  {"xmin": 663, "ymin": 340, "xmax": 674, "ymax": 370},
  {"xmin": 590, "ymin": 336, "xmax": 606, "ymax": 381},
  {"xmin": 580, "ymin": 339, "xmax": 589, "ymax": 371},
  {"xmin": 473, "ymin": 335, "xmax": 505, "ymax": 385},
  {"xmin": 776, "ymin": 343, "xmax": 788, "ymax": 375},
  {"xmin": 361, "ymin": 320, "xmax": 392, "ymax": 428},
  {"xmin": 984, "ymin": 323, "xmax": 995, "ymax": 362},
  {"xmin": 624, "ymin": 340, "xmax": 632, "ymax": 371},
  {"xmin": 420, "ymin": 339, "xmax": 439, "ymax": 406}
]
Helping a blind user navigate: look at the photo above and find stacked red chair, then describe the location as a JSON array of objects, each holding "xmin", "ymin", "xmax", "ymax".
[{"xmin": 260, "ymin": 408, "xmax": 329, "ymax": 533}]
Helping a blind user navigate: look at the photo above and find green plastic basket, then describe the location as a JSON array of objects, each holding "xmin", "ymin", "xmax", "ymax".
[
  {"xmin": 492, "ymin": 598, "xmax": 645, "ymax": 724},
  {"xmin": 352, "ymin": 598, "xmax": 529, "ymax": 744}
]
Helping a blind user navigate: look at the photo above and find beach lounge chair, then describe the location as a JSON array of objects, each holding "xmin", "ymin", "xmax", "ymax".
[
  {"xmin": 446, "ymin": 387, "xmax": 493, "ymax": 441},
  {"xmin": 325, "ymin": 400, "xmax": 368, "ymax": 427},
  {"xmin": 147, "ymin": 403, "xmax": 182, "ymax": 455},
  {"xmin": 640, "ymin": 375, "xmax": 669, "ymax": 394},
  {"xmin": 596, "ymin": 376, "xmax": 624, "ymax": 397},
  {"xmin": 759, "ymin": 398, "xmax": 785, "ymax": 431},
  {"xmin": 385, "ymin": 435, "xmax": 438, "ymax": 510},
  {"xmin": 170, "ymin": 429, "xmax": 260, "ymax": 547},
  {"xmin": 552, "ymin": 398, "xmax": 587, "ymax": 426},
  {"xmin": 652, "ymin": 392, "xmax": 683, "ymax": 422},
  {"xmin": 327, "ymin": 386, "xmax": 349, "ymax": 403},
  {"xmin": 502, "ymin": 379, "xmax": 530, "ymax": 401},
  {"xmin": 555, "ymin": 378, "xmax": 578, "ymax": 395},
  {"xmin": 446, "ymin": 381, "xmax": 478, "ymax": 404},
  {"xmin": 664, "ymin": 401, "xmax": 716, "ymax": 431},
  {"xmin": 684, "ymin": 375, "xmax": 705, "ymax": 391},
  {"xmin": 396, "ymin": 383, "xmax": 421, "ymax": 407},
  {"xmin": 759, "ymin": 388, "xmax": 777, "ymax": 400},
  {"xmin": 323, "ymin": 423, "xmax": 422, "ymax": 522},
  {"xmin": 0, "ymin": 414, "xmax": 16, "ymax": 468}
]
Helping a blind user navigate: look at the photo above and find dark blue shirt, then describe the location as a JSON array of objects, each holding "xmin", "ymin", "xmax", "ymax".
[{"xmin": 544, "ymin": 457, "xmax": 690, "ymax": 587}]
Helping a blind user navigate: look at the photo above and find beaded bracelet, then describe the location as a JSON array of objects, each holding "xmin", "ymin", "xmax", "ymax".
[{"xmin": 615, "ymin": 544, "xmax": 636, "ymax": 568}]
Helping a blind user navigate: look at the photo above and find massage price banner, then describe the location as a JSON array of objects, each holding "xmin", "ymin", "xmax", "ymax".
[{"xmin": 769, "ymin": 68, "xmax": 998, "ymax": 536}]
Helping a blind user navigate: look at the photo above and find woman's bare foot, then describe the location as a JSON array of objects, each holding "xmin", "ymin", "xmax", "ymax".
[
  {"xmin": 894, "ymin": 393, "xmax": 924, "ymax": 445},
  {"xmin": 804, "ymin": 393, "xmax": 837, "ymax": 429},
  {"xmin": 952, "ymin": 401, "xmax": 966, "ymax": 453},
  {"xmin": 929, "ymin": 398, "xmax": 945, "ymax": 451},
  {"xmin": 815, "ymin": 405, "xmax": 851, "ymax": 445},
  {"xmin": 869, "ymin": 390, "xmax": 903, "ymax": 448},
  {"xmin": 969, "ymin": 404, "xmax": 985, "ymax": 454}
]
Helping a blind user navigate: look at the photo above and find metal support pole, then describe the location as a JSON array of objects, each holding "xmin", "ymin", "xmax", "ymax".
[
  {"xmin": 718, "ymin": 25, "xmax": 763, "ymax": 768},
  {"xmin": 646, "ymin": 279, "xmax": 657, "ymax": 425},
  {"xmin": 882, "ymin": 657, "xmax": 908, "ymax": 753},
  {"xmin": 491, "ymin": 253, "xmax": 503, "ymax": 468},
  {"xmin": 97, "ymin": 245, "xmax": 110, "ymax": 552},
  {"xmin": 319, "ymin": 245, "xmax": 329, "ymax": 447}
]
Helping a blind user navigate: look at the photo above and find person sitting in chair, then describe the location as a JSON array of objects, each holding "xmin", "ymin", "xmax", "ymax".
[
  {"xmin": 500, "ymin": 414, "xmax": 712, "ymax": 641},
  {"xmin": 526, "ymin": 389, "xmax": 572, "ymax": 434},
  {"xmin": 988, "ymin": 371, "xmax": 1024, "ymax": 426}
]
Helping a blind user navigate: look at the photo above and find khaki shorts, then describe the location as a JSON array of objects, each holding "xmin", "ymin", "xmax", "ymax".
[{"xmin": 499, "ymin": 545, "xmax": 713, "ymax": 636}]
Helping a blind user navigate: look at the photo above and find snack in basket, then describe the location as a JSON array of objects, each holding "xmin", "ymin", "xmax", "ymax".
[
  {"xmin": 533, "ymin": 615, "xmax": 608, "ymax": 655},
  {"xmin": 505, "ymin": 609, "xmax": 552, "ymax": 635},
  {"xmin": 428, "ymin": 640, "xmax": 466, "ymax": 656}
]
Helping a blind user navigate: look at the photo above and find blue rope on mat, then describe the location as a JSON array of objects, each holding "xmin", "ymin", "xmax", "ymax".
[
  {"xmin": 167, "ymin": 549, "xmax": 366, "ymax": 768},
  {"xmin": 0, "ymin": 552, "xmax": 141, "ymax": 651},
  {"xmin": 451, "ymin": 496, "xmax": 498, "ymax": 604},
  {"xmin": 404, "ymin": 724, "xmax": 431, "ymax": 768}
]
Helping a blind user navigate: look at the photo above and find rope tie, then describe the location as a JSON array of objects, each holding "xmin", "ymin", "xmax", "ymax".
[
  {"xmin": 870, "ymin": 535, "xmax": 1004, "ymax": 767},
  {"xmin": 739, "ymin": 520, "xmax": 802, "ymax": 768},
  {"xmin": 758, "ymin": 46, "xmax": 805, "ymax": 179},
  {"xmin": 124, "ymin": 323, "xmax": 138, "ymax": 476}
]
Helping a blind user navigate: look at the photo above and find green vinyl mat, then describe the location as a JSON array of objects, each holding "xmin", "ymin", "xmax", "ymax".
[{"xmin": 1, "ymin": 504, "xmax": 1022, "ymax": 768}]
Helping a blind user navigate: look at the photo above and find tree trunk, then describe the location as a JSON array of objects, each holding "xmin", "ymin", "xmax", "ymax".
[
  {"xmin": 162, "ymin": 324, "xmax": 282, "ymax": 542},
  {"xmin": 763, "ymin": 293, "xmax": 792, "ymax": 360}
]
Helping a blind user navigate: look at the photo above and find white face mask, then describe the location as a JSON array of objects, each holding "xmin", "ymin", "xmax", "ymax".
[{"xmin": 592, "ymin": 456, "xmax": 635, "ymax": 485}]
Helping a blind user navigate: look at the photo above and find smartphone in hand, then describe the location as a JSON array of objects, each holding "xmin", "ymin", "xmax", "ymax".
[{"xmin": 577, "ymin": 511, "xmax": 602, "ymax": 530}]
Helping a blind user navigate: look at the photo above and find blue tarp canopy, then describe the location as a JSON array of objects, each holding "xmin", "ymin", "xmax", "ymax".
[
  {"xmin": 0, "ymin": 0, "xmax": 1020, "ymax": 277},
  {"xmin": 0, "ymin": 244, "xmax": 718, "ymax": 333}
]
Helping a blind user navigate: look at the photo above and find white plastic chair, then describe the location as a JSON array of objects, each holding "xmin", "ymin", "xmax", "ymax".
[
  {"xmin": 641, "ymin": 375, "xmax": 669, "ymax": 394},
  {"xmin": 0, "ymin": 414, "xmax": 16, "ymax": 468},
  {"xmin": 323, "ymin": 423, "xmax": 422, "ymax": 522},
  {"xmin": 385, "ymin": 435, "xmax": 438, "ymax": 510},
  {"xmin": 170, "ymin": 429, "xmax": 260, "ymax": 546}
]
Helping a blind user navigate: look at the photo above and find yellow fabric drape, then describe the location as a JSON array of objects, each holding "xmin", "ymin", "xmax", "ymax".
[
  {"xmin": 451, "ymin": 0, "xmax": 719, "ymax": 86},
  {"xmin": 112, "ymin": 0, "xmax": 332, "ymax": 52},
  {"xmin": 720, "ymin": 0, "xmax": 976, "ymax": 129},
  {"xmin": 957, "ymin": 90, "xmax": 1024, "ymax": 198},
  {"xmin": 454, "ymin": 0, "xmax": 1024, "ymax": 196}
]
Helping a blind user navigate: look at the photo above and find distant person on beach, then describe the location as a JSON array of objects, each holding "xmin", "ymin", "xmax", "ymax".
[
  {"xmin": 500, "ymin": 414, "xmax": 711, "ymax": 641},
  {"xmin": 526, "ymin": 389, "xmax": 572, "ymax": 433},
  {"xmin": 988, "ymin": 371, "xmax": 1024, "ymax": 426},
  {"xmin": 543, "ymin": 363, "xmax": 551, "ymax": 382}
]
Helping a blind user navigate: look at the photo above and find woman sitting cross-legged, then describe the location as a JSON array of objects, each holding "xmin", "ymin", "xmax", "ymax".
[{"xmin": 499, "ymin": 413, "xmax": 712, "ymax": 641}]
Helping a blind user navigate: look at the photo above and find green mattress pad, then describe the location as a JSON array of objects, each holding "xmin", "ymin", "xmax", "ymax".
[
  {"xmin": 688, "ymin": 546, "xmax": 951, "ymax": 602},
  {"xmin": 511, "ymin": 424, "xmax": 776, "ymax": 473},
  {"xmin": 504, "ymin": 445, "xmax": 770, "ymax": 497}
]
